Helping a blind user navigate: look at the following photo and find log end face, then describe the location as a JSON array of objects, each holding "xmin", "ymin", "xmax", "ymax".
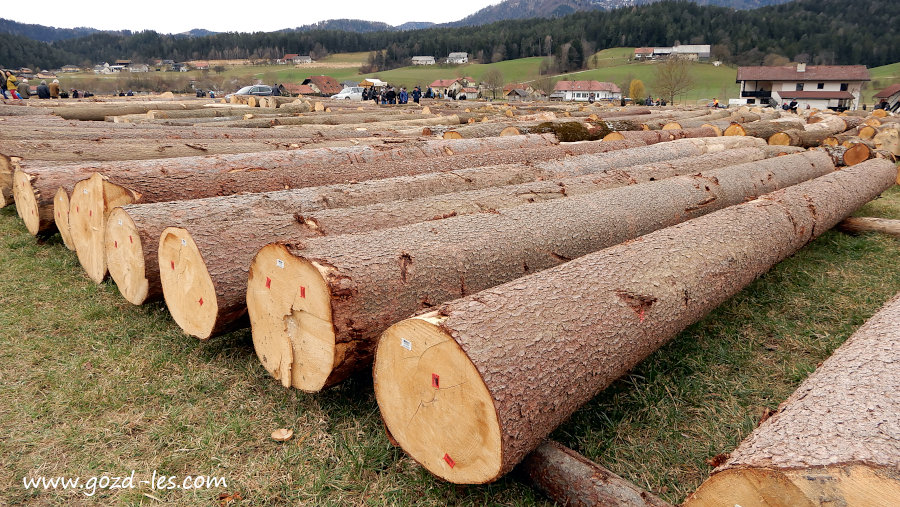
[
  {"xmin": 53, "ymin": 188, "xmax": 75, "ymax": 250},
  {"xmin": 106, "ymin": 209, "xmax": 149, "ymax": 305},
  {"xmin": 159, "ymin": 227, "xmax": 218, "ymax": 340},
  {"xmin": 684, "ymin": 468, "xmax": 814, "ymax": 507},
  {"xmin": 602, "ymin": 132, "xmax": 626, "ymax": 142},
  {"xmin": 374, "ymin": 315, "xmax": 502, "ymax": 485},
  {"xmin": 70, "ymin": 174, "xmax": 111, "ymax": 283},
  {"xmin": 247, "ymin": 244, "xmax": 336, "ymax": 392},
  {"xmin": 700, "ymin": 123, "xmax": 723, "ymax": 136},
  {"xmin": 13, "ymin": 169, "xmax": 43, "ymax": 235},
  {"xmin": 723, "ymin": 123, "xmax": 745, "ymax": 136},
  {"xmin": 661, "ymin": 122, "xmax": 682, "ymax": 131},
  {"xmin": 767, "ymin": 132, "xmax": 791, "ymax": 146}
]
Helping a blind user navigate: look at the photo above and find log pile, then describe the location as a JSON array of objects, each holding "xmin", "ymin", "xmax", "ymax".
[{"xmin": 3, "ymin": 98, "xmax": 897, "ymax": 503}]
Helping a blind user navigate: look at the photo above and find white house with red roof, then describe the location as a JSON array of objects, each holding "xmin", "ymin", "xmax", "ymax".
[
  {"xmin": 551, "ymin": 80, "xmax": 621, "ymax": 102},
  {"xmin": 874, "ymin": 84, "xmax": 900, "ymax": 111},
  {"xmin": 736, "ymin": 63, "xmax": 869, "ymax": 110}
]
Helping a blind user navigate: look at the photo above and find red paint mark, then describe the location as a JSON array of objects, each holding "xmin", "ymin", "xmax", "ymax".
[
  {"xmin": 89, "ymin": 210, "xmax": 92, "ymax": 217},
  {"xmin": 199, "ymin": 297, "xmax": 204, "ymax": 306},
  {"xmin": 432, "ymin": 373, "xmax": 440, "ymax": 389},
  {"xmin": 300, "ymin": 286, "xmax": 306, "ymax": 298},
  {"xmin": 265, "ymin": 277, "xmax": 271, "ymax": 289},
  {"xmin": 114, "ymin": 241, "xmax": 118, "ymax": 249},
  {"xmin": 76, "ymin": 206, "xmax": 79, "ymax": 213},
  {"xmin": 638, "ymin": 307, "xmax": 646, "ymax": 323},
  {"xmin": 170, "ymin": 261, "xmax": 175, "ymax": 270},
  {"xmin": 443, "ymin": 453, "xmax": 455, "ymax": 468},
  {"xmin": 129, "ymin": 235, "xmax": 133, "ymax": 244}
]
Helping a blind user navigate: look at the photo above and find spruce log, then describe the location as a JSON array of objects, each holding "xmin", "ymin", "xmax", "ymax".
[
  {"xmin": 0, "ymin": 124, "xmax": 383, "ymax": 141},
  {"xmin": 372, "ymin": 158, "xmax": 897, "ymax": 484},
  {"xmin": 1, "ymin": 139, "xmax": 303, "ymax": 162},
  {"xmin": 815, "ymin": 143, "xmax": 873, "ymax": 166},
  {"xmin": 145, "ymin": 107, "xmax": 252, "ymax": 119},
  {"xmin": 0, "ymin": 104, "xmax": 56, "ymax": 116},
  {"xmin": 723, "ymin": 118, "xmax": 805, "ymax": 138},
  {"xmin": 873, "ymin": 127, "xmax": 900, "ymax": 156},
  {"xmin": 162, "ymin": 145, "xmax": 780, "ymax": 341},
  {"xmin": 521, "ymin": 441, "xmax": 671, "ymax": 507},
  {"xmin": 601, "ymin": 127, "xmax": 718, "ymax": 143},
  {"xmin": 68, "ymin": 134, "xmax": 559, "ymax": 282},
  {"xmin": 684, "ymin": 292, "xmax": 900, "ymax": 506},
  {"xmin": 837, "ymin": 216, "xmax": 900, "ymax": 238},
  {"xmin": 108, "ymin": 139, "xmax": 644, "ymax": 305},
  {"xmin": 767, "ymin": 128, "xmax": 833, "ymax": 148},
  {"xmin": 52, "ymin": 102, "xmax": 209, "ymax": 121},
  {"xmin": 248, "ymin": 150, "xmax": 834, "ymax": 391},
  {"xmin": 204, "ymin": 114, "xmax": 459, "ymax": 129},
  {"xmin": 803, "ymin": 115, "xmax": 849, "ymax": 134}
]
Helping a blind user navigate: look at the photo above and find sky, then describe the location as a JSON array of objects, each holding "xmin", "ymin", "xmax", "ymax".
[{"xmin": 7, "ymin": 0, "xmax": 500, "ymax": 34}]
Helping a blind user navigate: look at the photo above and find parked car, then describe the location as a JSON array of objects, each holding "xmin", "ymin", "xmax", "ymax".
[
  {"xmin": 225, "ymin": 85, "xmax": 273, "ymax": 100},
  {"xmin": 331, "ymin": 86, "xmax": 364, "ymax": 100}
]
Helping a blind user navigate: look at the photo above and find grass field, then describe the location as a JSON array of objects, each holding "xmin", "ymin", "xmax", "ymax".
[{"xmin": 1, "ymin": 174, "xmax": 898, "ymax": 504}]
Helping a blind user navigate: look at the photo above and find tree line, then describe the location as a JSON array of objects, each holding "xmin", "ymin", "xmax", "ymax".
[{"xmin": 2, "ymin": 0, "xmax": 897, "ymax": 71}]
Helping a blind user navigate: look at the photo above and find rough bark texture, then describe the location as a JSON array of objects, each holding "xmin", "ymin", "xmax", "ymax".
[
  {"xmin": 838, "ymin": 216, "xmax": 900, "ymax": 238},
  {"xmin": 374, "ymin": 158, "xmax": 896, "ymax": 484},
  {"xmin": 206, "ymin": 114, "xmax": 459, "ymax": 129},
  {"xmin": 0, "ymin": 139, "xmax": 305, "ymax": 162},
  {"xmin": 117, "ymin": 138, "xmax": 641, "ymax": 304},
  {"xmin": 603, "ymin": 127, "xmax": 718, "ymax": 143},
  {"xmin": 685, "ymin": 292, "xmax": 900, "ymax": 507},
  {"xmin": 0, "ymin": 124, "xmax": 388, "ymax": 141},
  {"xmin": 51, "ymin": 102, "xmax": 210, "ymax": 121},
  {"xmin": 169, "ymin": 144, "xmax": 781, "ymax": 339},
  {"xmin": 803, "ymin": 115, "xmax": 850, "ymax": 134},
  {"xmin": 521, "ymin": 441, "xmax": 671, "ymax": 507},
  {"xmin": 12, "ymin": 166, "xmax": 81, "ymax": 235},
  {"xmin": 271, "ymin": 150, "xmax": 834, "ymax": 390}
]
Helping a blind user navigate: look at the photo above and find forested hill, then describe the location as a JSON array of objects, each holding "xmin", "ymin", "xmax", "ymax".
[{"xmin": 2, "ymin": 0, "xmax": 897, "ymax": 70}]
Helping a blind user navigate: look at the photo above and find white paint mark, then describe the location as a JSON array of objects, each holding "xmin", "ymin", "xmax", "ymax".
[
  {"xmin": 181, "ymin": 239, "xmax": 187, "ymax": 246},
  {"xmin": 117, "ymin": 219, "xmax": 123, "ymax": 225},
  {"xmin": 276, "ymin": 259, "xmax": 285, "ymax": 269},
  {"xmin": 401, "ymin": 338, "xmax": 412, "ymax": 351}
]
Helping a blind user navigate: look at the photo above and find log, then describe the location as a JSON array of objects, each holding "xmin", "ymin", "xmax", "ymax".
[
  {"xmin": 837, "ymin": 216, "xmax": 900, "ymax": 238},
  {"xmin": 67, "ymin": 134, "xmax": 560, "ymax": 282},
  {"xmin": 816, "ymin": 143, "xmax": 873, "ymax": 166},
  {"xmin": 873, "ymin": 127, "xmax": 900, "ymax": 156},
  {"xmin": 205, "ymin": 114, "xmax": 459, "ymax": 129},
  {"xmin": 803, "ymin": 115, "xmax": 849, "ymax": 135},
  {"xmin": 145, "ymin": 107, "xmax": 252, "ymax": 119},
  {"xmin": 723, "ymin": 118, "xmax": 805, "ymax": 138},
  {"xmin": 0, "ymin": 124, "xmax": 385, "ymax": 141},
  {"xmin": 521, "ymin": 441, "xmax": 671, "ymax": 507},
  {"xmin": 248, "ymin": 150, "xmax": 834, "ymax": 391},
  {"xmin": 372, "ymin": 158, "xmax": 897, "ymax": 484},
  {"xmin": 601, "ymin": 127, "xmax": 718, "ymax": 143},
  {"xmin": 0, "ymin": 104, "xmax": 56, "ymax": 116},
  {"xmin": 767, "ymin": 128, "xmax": 833, "ymax": 148},
  {"xmin": 684, "ymin": 291, "xmax": 900, "ymax": 507},
  {"xmin": 52, "ymin": 102, "xmax": 208, "ymax": 121},
  {"xmin": 161, "ymin": 144, "xmax": 782, "ymax": 341},
  {"xmin": 1, "ymin": 139, "xmax": 303, "ymax": 162},
  {"xmin": 108, "ymin": 139, "xmax": 646, "ymax": 305}
]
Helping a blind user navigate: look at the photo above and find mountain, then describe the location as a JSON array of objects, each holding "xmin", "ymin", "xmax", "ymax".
[
  {"xmin": 395, "ymin": 22, "xmax": 436, "ymax": 30},
  {"xmin": 0, "ymin": 18, "xmax": 108, "ymax": 42},
  {"xmin": 286, "ymin": 19, "xmax": 434, "ymax": 33},
  {"xmin": 176, "ymin": 29, "xmax": 219, "ymax": 38}
]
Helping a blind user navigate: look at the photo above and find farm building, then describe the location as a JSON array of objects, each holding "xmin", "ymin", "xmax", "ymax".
[
  {"xmin": 445, "ymin": 52, "xmax": 468, "ymax": 64},
  {"xmin": 301, "ymin": 75, "xmax": 343, "ymax": 96},
  {"xmin": 430, "ymin": 79, "xmax": 464, "ymax": 97},
  {"xmin": 551, "ymin": 81, "xmax": 621, "ymax": 102},
  {"xmin": 736, "ymin": 64, "xmax": 869, "ymax": 110},
  {"xmin": 874, "ymin": 84, "xmax": 900, "ymax": 111},
  {"xmin": 411, "ymin": 56, "xmax": 435, "ymax": 65},
  {"xmin": 634, "ymin": 44, "xmax": 711, "ymax": 60},
  {"xmin": 60, "ymin": 65, "xmax": 80, "ymax": 73}
]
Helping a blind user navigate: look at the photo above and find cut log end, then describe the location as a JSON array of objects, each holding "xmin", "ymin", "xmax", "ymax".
[
  {"xmin": 723, "ymin": 123, "xmax": 746, "ymax": 136},
  {"xmin": 661, "ymin": 122, "xmax": 682, "ymax": 130},
  {"xmin": 685, "ymin": 465, "xmax": 900, "ymax": 507},
  {"xmin": 767, "ymin": 132, "xmax": 791, "ymax": 146},
  {"xmin": 443, "ymin": 131, "xmax": 463, "ymax": 140},
  {"xmin": 53, "ymin": 188, "xmax": 75, "ymax": 250},
  {"xmin": 843, "ymin": 143, "xmax": 872, "ymax": 166},
  {"xmin": 499, "ymin": 126, "xmax": 521, "ymax": 136},
  {"xmin": 158, "ymin": 227, "xmax": 219, "ymax": 340},
  {"xmin": 247, "ymin": 244, "xmax": 336, "ymax": 392},
  {"xmin": 12, "ymin": 170, "xmax": 42, "ymax": 235},
  {"xmin": 858, "ymin": 125, "xmax": 877, "ymax": 140},
  {"xmin": 602, "ymin": 132, "xmax": 626, "ymax": 142},
  {"xmin": 70, "ymin": 174, "xmax": 134, "ymax": 284},
  {"xmin": 106, "ymin": 208, "xmax": 150, "ymax": 305},
  {"xmin": 701, "ymin": 124, "xmax": 723, "ymax": 137},
  {"xmin": 374, "ymin": 313, "xmax": 502, "ymax": 484}
]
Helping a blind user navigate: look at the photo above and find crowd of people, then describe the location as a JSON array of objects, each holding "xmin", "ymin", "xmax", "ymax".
[
  {"xmin": 363, "ymin": 85, "xmax": 428, "ymax": 105},
  {"xmin": 1, "ymin": 70, "xmax": 92, "ymax": 100}
]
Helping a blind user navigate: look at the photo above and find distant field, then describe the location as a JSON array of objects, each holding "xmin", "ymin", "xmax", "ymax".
[{"xmin": 45, "ymin": 51, "xmax": 898, "ymax": 106}]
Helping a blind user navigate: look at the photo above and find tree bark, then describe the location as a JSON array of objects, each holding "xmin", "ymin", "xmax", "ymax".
[
  {"xmin": 684, "ymin": 291, "xmax": 900, "ymax": 507},
  {"xmin": 51, "ymin": 102, "xmax": 210, "ymax": 121},
  {"xmin": 837, "ymin": 217, "xmax": 900, "ymax": 238},
  {"xmin": 66, "ymin": 134, "xmax": 560, "ymax": 282},
  {"xmin": 163, "ymin": 144, "xmax": 784, "ymax": 341},
  {"xmin": 250, "ymin": 150, "xmax": 834, "ymax": 392},
  {"xmin": 521, "ymin": 441, "xmax": 671, "ymax": 507},
  {"xmin": 108, "ymin": 139, "xmax": 646, "ymax": 305},
  {"xmin": 205, "ymin": 114, "xmax": 459, "ymax": 129},
  {"xmin": 803, "ymin": 115, "xmax": 850, "ymax": 135},
  {"xmin": 873, "ymin": 127, "xmax": 900, "ymax": 156},
  {"xmin": 602, "ymin": 127, "xmax": 718, "ymax": 143},
  {"xmin": 723, "ymin": 118, "xmax": 805, "ymax": 138},
  {"xmin": 1, "ymin": 139, "xmax": 306, "ymax": 162},
  {"xmin": 373, "ymin": 158, "xmax": 897, "ymax": 484}
]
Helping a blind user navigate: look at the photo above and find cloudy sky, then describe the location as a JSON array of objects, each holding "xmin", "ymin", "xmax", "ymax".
[{"xmin": 9, "ymin": 1, "xmax": 499, "ymax": 33}]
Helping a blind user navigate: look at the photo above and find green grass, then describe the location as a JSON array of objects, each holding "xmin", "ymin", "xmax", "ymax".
[
  {"xmin": 866, "ymin": 62, "xmax": 900, "ymax": 104},
  {"xmin": 2, "ymin": 174, "xmax": 898, "ymax": 504}
]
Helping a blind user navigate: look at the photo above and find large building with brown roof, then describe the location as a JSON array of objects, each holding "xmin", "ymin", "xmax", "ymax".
[
  {"xmin": 551, "ymin": 80, "xmax": 621, "ymax": 102},
  {"xmin": 736, "ymin": 63, "xmax": 869, "ymax": 110},
  {"xmin": 874, "ymin": 84, "xmax": 900, "ymax": 111},
  {"xmin": 301, "ymin": 75, "xmax": 343, "ymax": 96}
]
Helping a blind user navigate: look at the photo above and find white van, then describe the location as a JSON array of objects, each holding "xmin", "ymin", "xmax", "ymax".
[{"xmin": 331, "ymin": 87, "xmax": 364, "ymax": 100}]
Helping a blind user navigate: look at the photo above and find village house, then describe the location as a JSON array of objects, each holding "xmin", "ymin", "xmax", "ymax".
[
  {"xmin": 411, "ymin": 56, "xmax": 436, "ymax": 66},
  {"xmin": 736, "ymin": 63, "xmax": 869, "ymax": 110},
  {"xmin": 301, "ymin": 75, "xmax": 343, "ymax": 96},
  {"xmin": 874, "ymin": 84, "xmax": 900, "ymax": 111},
  {"xmin": 190, "ymin": 61, "xmax": 210, "ymax": 71},
  {"xmin": 429, "ymin": 78, "xmax": 463, "ymax": 97},
  {"xmin": 551, "ymin": 80, "xmax": 622, "ymax": 102},
  {"xmin": 36, "ymin": 71, "xmax": 57, "ymax": 80},
  {"xmin": 359, "ymin": 78, "xmax": 388, "ymax": 89},
  {"xmin": 633, "ymin": 44, "xmax": 711, "ymax": 61},
  {"xmin": 505, "ymin": 88, "xmax": 529, "ymax": 101},
  {"xmin": 115, "ymin": 59, "xmax": 132, "ymax": 66},
  {"xmin": 457, "ymin": 87, "xmax": 480, "ymax": 100},
  {"xmin": 445, "ymin": 52, "xmax": 468, "ymax": 64},
  {"xmin": 128, "ymin": 64, "xmax": 150, "ymax": 73},
  {"xmin": 61, "ymin": 65, "xmax": 80, "ymax": 73}
]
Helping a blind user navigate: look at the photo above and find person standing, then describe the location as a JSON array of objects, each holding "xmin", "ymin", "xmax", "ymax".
[
  {"xmin": 36, "ymin": 80, "xmax": 50, "ymax": 99},
  {"xmin": 399, "ymin": 87, "xmax": 408, "ymax": 104},
  {"xmin": 7, "ymin": 72, "xmax": 20, "ymax": 99},
  {"xmin": 412, "ymin": 86, "xmax": 421, "ymax": 104},
  {"xmin": 49, "ymin": 79, "xmax": 60, "ymax": 98},
  {"xmin": 0, "ymin": 71, "xmax": 8, "ymax": 99},
  {"xmin": 789, "ymin": 99, "xmax": 798, "ymax": 113}
]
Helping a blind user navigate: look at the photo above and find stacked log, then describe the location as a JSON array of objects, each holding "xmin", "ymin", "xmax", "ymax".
[
  {"xmin": 372, "ymin": 158, "xmax": 897, "ymax": 484},
  {"xmin": 107, "ymin": 138, "xmax": 648, "ymax": 305},
  {"xmin": 1, "ymin": 139, "xmax": 304, "ymax": 162},
  {"xmin": 838, "ymin": 217, "xmax": 900, "ymax": 238},
  {"xmin": 684, "ymin": 291, "xmax": 900, "ymax": 506},
  {"xmin": 601, "ymin": 126, "xmax": 718, "ymax": 143},
  {"xmin": 51, "ymin": 102, "xmax": 210, "ymax": 121},
  {"xmin": 159, "ymin": 143, "xmax": 786, "ymax": 341},
  {"xmin": 63, "ymin": 134, "xmax": 560, "ymax": 282},
  {"xmin": 247, "ymin": 150, "xmax": 834, "ymax": 392},
  {"xmin": 723, "ymin": 118, "xmax": 805, "ymax": 138}
]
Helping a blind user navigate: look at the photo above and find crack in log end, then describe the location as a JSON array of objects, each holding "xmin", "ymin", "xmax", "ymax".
[
  {"xmin": 804, "ymin": 195, "xmax": 820, "ymax": 236},
  {"xmin": 616, "ymin": 291, "xmax": 658, "ymax": 321},
  {"xmin": 399, "ymin": 253, "xmax": 413, "ymax": 284},
  {"xmin": 684, "ymin": 196, "xmax": 718, "ymax": 213},
  {"xmin": 459, "ymin": 275, "xmax": 466, "ymax": 297}
]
